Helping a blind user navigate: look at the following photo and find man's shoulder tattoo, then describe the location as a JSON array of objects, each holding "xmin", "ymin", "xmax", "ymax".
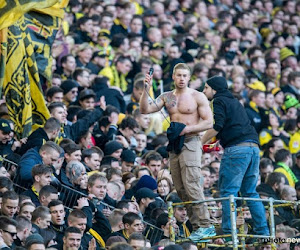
[{"xmin": 162, "ymin": 92, "xmax": 176, "ymax": 108}]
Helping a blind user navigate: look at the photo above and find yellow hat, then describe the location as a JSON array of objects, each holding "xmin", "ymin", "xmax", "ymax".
[
  {"xmin": 271, "ymin": 87, "xmax": 282, "ymax": 96},
  {"xmin": 280, "ymin": 47, "xmax": 295, "ymax": 62},
  {"xmin": 247, "ymin": 80, "xmax": 266, "ymax": 92}
]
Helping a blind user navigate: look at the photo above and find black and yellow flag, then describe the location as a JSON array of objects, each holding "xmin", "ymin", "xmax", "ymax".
[{"xmin": 0, "ymin": 0, "xmax": 68, "ymax": 138}]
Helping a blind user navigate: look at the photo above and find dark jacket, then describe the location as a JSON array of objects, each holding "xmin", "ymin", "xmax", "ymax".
[
  {"xmin": 256, "ymin": 183, "xmax": 280, "ymax": 200},
  {"xmin": 18, "ymin": 128, "xmax": 49, "ymax": 155},
  {"xmin": 17, "ymin": 147, "xmax": 43, "ymax": 185},
  {"xmin": 81, "ymin": 233, "xmax": 101, "ymax": 250},
  {"xmin": 22, "ymin": 187, "xmax": 41, "ymax": 207},
  {"xmin": 166, "ymin": 122, "xmax": 186, "ymax": 154},
  {"xmin": 0, "ymin": 142, "xmax": 13, "ymax": 157},
  {"xmin": 82, "ymin": 202, "xmax": 112, "ymax": 242},
  {"xmin": 93, "ymin": 125, "xmax": 118, "ymax": 151},
  {"xmin": 50, "ymin": 224, "xmax": 67, "ymax": 247},
  {"xmin": 91, "ymin": 82, "xmax": 126, "ymax": 113},
  {"xmin": 63, "ymin": 109, "xmax": 103, "ymax": 142},
  {"xmin": 281, "ymin": 84, "xmax": 299, "ymax": 100},
  {"xmin": 212, "ymin": 90, "xmax": 258, "ymax": 148},
  {"xmin": 244, "ymin": 102, "xmax": 262, "ymax": 133},
  {"xmin": 292, "ymin": 165, "xmax": 300, "ymax": 180},
  {"xmin": 73, "ymin": 30, "xmax": 92, "ymax": 44}
]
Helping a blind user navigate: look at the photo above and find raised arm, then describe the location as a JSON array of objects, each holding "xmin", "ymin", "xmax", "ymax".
[{"xmin": 139, "ymin": 73, "xmax": 165, "ymax": 114}]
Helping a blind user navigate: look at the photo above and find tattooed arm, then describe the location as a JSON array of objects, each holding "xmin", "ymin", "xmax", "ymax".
[{"xmin": 140, "ymin": 73, "xmax": 165, "ymax": 114}]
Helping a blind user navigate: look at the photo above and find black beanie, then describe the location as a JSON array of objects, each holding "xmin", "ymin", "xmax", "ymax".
[
  {"xmin": 206, "ymin": 76, "xmax": 228, "ymax": 91},
  {"xmin": 60, "ymin": 80, "xmax": 78, "ymax": 94},
  {"xmin": 104, "ymin": 141, "xmax": 123, "ymax": 155}
]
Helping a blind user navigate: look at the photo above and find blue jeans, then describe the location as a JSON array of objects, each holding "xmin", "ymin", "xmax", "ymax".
[{"xmin": 219, "ymin": 145, "xmax": 269, "ymax": 235}]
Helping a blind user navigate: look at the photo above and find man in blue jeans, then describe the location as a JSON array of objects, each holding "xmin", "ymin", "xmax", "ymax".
[{"xmin": 202, "ymin": 76, "xmax": 269, "ymax": 237}]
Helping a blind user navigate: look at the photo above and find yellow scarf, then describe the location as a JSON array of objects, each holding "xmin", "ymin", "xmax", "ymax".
[
  {"xmin": 89, "ymin": 228, "xmax": 105, "ymax": 247},
  {"xmin": 31, "ymin": 185, "xmax": 39, "ymax": 197}
]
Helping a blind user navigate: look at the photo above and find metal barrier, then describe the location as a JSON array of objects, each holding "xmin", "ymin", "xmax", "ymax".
[
  {"xmin": 168, "ymin": 195, "xmax": 300, "ymax": 250},
  {"xmin": 1, "ymin": 156, "xmax": 164, "ymax": 244}
]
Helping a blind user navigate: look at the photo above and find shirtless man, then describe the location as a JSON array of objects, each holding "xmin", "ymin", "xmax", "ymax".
[{"xmin": 139, "ymin": 63, "xmax": 215, "ymax": 237}]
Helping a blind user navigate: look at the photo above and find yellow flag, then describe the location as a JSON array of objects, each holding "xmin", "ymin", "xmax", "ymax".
[
  {"xmin": 0, "ymin": 0, "xmax": 69, "ymax": 138},
  {"xmin": 0, "ymin": 0, "xmax": 58, "ymax": 30}
]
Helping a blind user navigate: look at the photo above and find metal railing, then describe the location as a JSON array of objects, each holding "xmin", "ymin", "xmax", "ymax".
[
  {"xmin": 1, "ymin": 156, "xmax": 164, "ymax": 244},
  {"xmin": 168, "ymin": 195, "xmax": 300, "ymax": 249}
]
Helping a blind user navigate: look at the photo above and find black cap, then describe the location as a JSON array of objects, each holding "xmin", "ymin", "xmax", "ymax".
[
  {"xmin": 135, "ymin": 187, "xmax": 158, "ymax": 202},
  {"xmin": 0, "ymin": 119, "xmax": 11, "ymax": 133},
  {"xmin": 60, "ymin": 80, "xmax": 78, "ymax": 94},
  {"xmin": 79, "ymin": 89, "xmax": 96, "ymax": 101},
  {"xmin": 104, "ymin": 141, "xmax": 123, "ymax": 155},
  {"xmin": 143, "ymin": 9, "xmax": 157, "ymax": 17},
  {"xmin": 25, "ymin": 234, "xmax": 44, "ymax": 248},
  {"xmin": 121, "ymin": 149, "xmax": 136, "ymax": 163},
  {"xmin": 206, "ymin": 76, "xmax": 228, "ymax": 91},
  {"xmin": 135, "ymin": 175, "xmax": 157, "ymax": 191}
]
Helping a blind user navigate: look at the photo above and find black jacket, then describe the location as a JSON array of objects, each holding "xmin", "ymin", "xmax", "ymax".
[
  {"xmin": 212, "ymin": 90, "xmax": 258, "ymax": 148},
  {"xmin": 18, "ymin": 128, "xmax": 49, "ymax": 155},
  {"xmin": 91, "ymin": 82, "xmax": 126, "ymax": 113},
  {"xmin": 22, "ymin": 187, "xmax": 41, "ymax": 207},
  {"xmin": 166, "ymin": 122, "xmax": 186, "ymax": 154},
  {"xmin": 63, "ymin": 109, "xmax": 103, "ymax": 142}
]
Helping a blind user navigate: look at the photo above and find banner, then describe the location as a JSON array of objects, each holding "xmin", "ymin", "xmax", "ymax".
[{"xmin": 0, "ymin": 0, "xmax": 69, "ymax": 138}]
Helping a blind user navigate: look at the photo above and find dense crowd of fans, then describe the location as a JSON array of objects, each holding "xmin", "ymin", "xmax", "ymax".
[{"xmin": 0, "ymin": 0, "xmax": 300, "ymax": 249}]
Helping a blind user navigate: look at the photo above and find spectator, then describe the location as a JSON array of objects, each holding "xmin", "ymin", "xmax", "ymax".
[
  {"xmin": 245, "ymin": 89, "xmax": 266, "ymax": 133},
  {"xmin": 120, "ymin": 150, "xmax": 136, "ymax": 173},
  {"xmin": 108, "ymin": 212, "xmax": 143, "ymax": 241},
  {"xmin": 78, "ymin": 89, "xmax": 96, "ymax": 110},
  {"xmin": 1, "ymin": 191, "xmax": 19, "ymax": 218},
  {"xmin": 0, "ymin": 216, "xmax": 17, "ymax": 249},
  {"xmin": 82, "ymin": 147, "xmax": 103, "ymax": 173},
  {"xmin": 24, "ymin": 233, "xmax": 45, "ymax": 250},
  {"xmin": 144, "ymin": 151, "xmax": 162, "ymax": 179},
  {"xmin": 65, "ymin": 161, "xmax": 86, "ymax": 189},
  {"xmin": 73, "ymin": 68, "xmax": 91, "ymax": 89},
  {"xmin": 18, "ymin": 118, "xmax": 61, "ymax": 155},
  {"xmin": 60, "ymin": 80, "xmax": 79, "ymax": 107},
  {"xmin": 134, "ymin": 187, "xmax": 157, "ymax": 215},
  {"xmin": 100, "ymin": 56, "xmax": 133, "ymax": 93},
  {"xmin": 259, "ymin": 158, "xmax": 274, "ymax": 183},
  {"xmin": 108, "ymin": 209, "xmax": 126, "ymax": 233},
  {"xmin": 257, "ymin": 172, "xmax": 286, "ymax": 200},
  {"xmin": 22, "ymin": 164, "xmax": 53, "ymax": 207},
  {"xmin": 48, "ymin": 200, "xmax": 66, "ymax": 246},
  {"xmin": 0, "ymin": 119, "xmax": 13, "ymax": 157},
  {"xmin": 57, "ymin": 54, "xmax": 76, "ymax": 80},
  {"xmin": 39, "ymin": 185, "xmax": 59, "ymax": 207},
  {"xmin": 31, "ymin": 206, "xmax": 51, "ymax": 234},
  {"xmin": 18, "ymin": 141, "xmax": 61, "ymax": 184},
  {"xmin": 274, "ymin": 149, "xmax": 297, "ymax": 187},
  {"xmin": 46, "ymin": 87, "xmax": 64, "ymax": 103},
  {"xmin": 62, "ymin": 227, "xmax": 82, "ymax": 250},
  {"xmin": 128, "ymin": 232, "xmax": 146, "ymax": 249},
  {"xmin": 67, "ymin": 209, "xmax": 100, "ymax": 250},
  {"xmin": 15, "ymin": 216, "xmax": 32, "ymax": 248},
  {"xmin": 18, "ymin": 202, "xmax": 35, "ymax": 221}
]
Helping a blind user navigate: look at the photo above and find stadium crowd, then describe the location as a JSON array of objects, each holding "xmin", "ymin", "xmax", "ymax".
[{"xmin": 1, "ymin": 0, "xmax": 300, "ymax": 249}]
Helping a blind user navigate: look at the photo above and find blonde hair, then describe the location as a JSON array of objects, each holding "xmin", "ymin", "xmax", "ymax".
[{"xmin": 173, "ymin": 63, "xmax": 191, "ymax": 75}]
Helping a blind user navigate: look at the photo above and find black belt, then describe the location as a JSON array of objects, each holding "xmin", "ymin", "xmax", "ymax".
[{"xmin": 236, "ymin": 142, "xmax": 258, "ymax": 147}]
